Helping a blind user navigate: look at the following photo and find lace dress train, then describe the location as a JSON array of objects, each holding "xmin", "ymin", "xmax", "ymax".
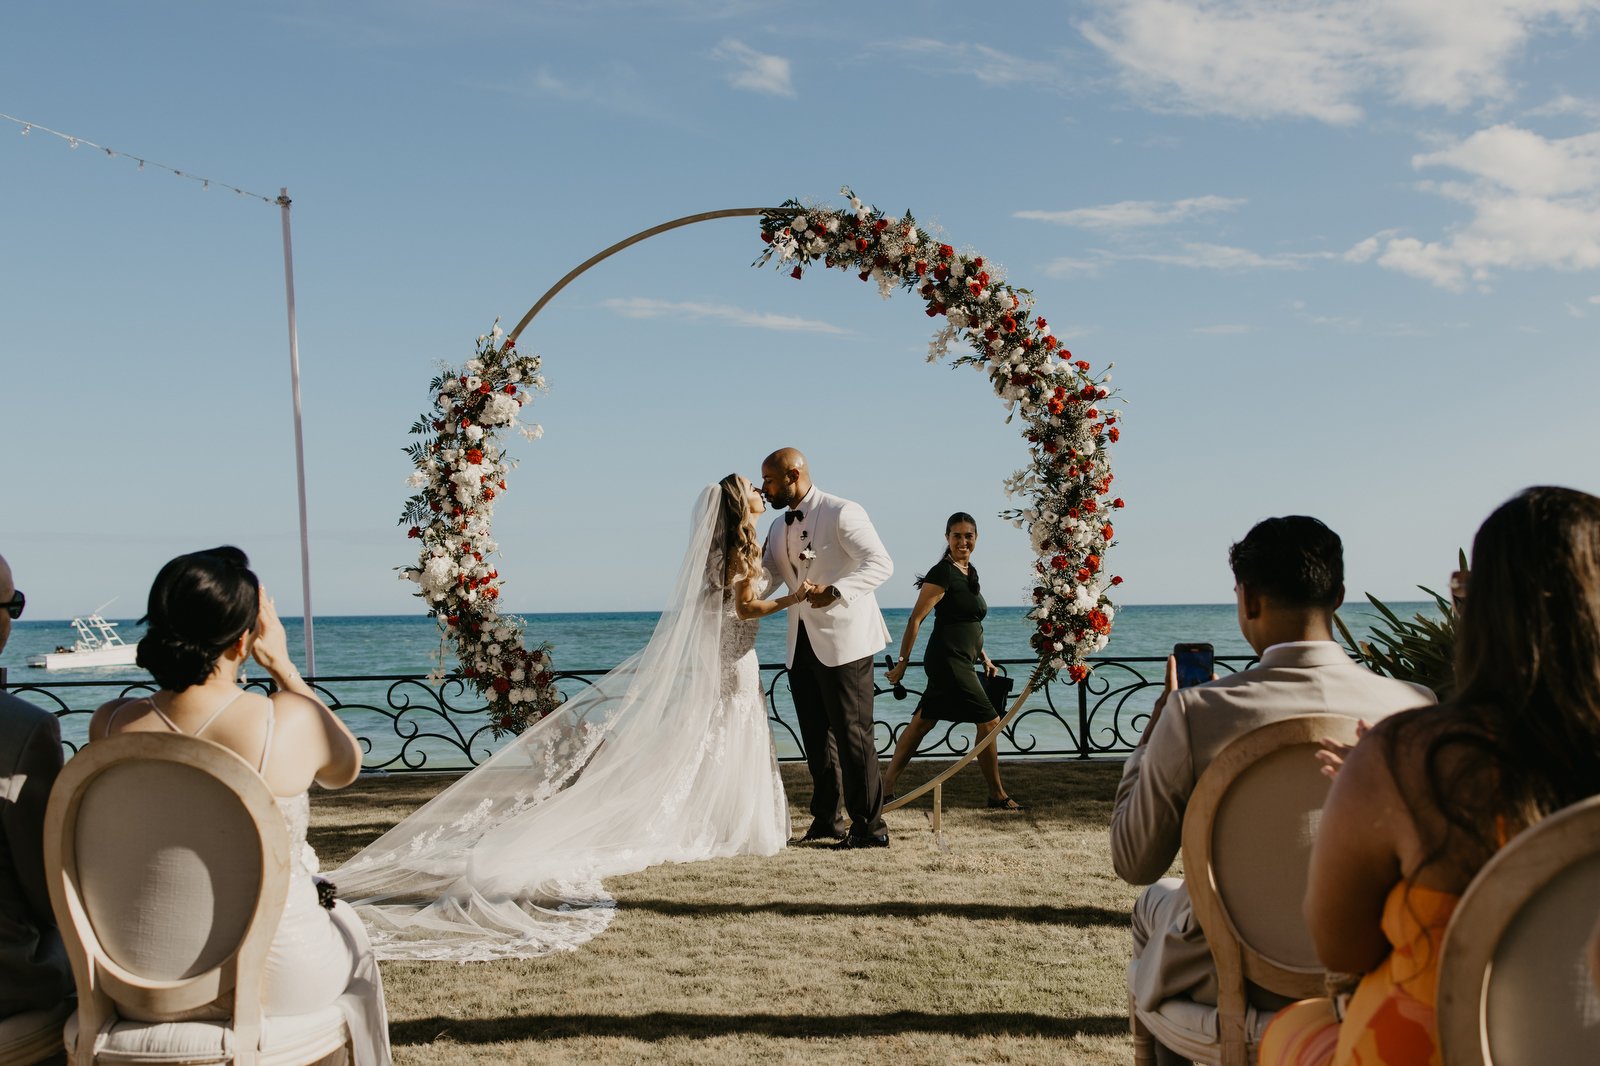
[{"xmin": 336, "ymin": 486, "xmax": 789, "ymax": 961}]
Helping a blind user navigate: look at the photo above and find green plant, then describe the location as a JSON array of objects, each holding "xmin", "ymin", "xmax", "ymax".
[{"xmin": 1335, "ymin": 551, "xmax": 1464, "ymax": 701}]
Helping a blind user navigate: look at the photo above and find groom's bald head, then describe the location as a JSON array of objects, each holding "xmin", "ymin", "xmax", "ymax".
[{"xmin": 760, "ymin": 447, "xmax": 811, "ymax": 509}]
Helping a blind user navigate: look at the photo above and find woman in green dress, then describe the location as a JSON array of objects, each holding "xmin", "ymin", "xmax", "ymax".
[{"xmin": 882, "ymin": 512, "xmax": 1022, "ymax": 810}]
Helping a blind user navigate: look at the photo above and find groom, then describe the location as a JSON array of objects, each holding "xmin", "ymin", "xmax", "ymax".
[{"xmin": 760, "ymin": 447, "xmax": 894, "ymax": 849}]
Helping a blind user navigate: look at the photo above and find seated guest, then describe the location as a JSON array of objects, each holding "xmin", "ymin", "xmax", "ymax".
[
  {"xmin": 0, "ymin": 552, "xmax": 74, "ymax": 1017},
  {"xmin": 92, "ymin": 548, "xmax": 391, "ymax": 1066},
  {"xmin": 1112, "ymin": 517, "xmax": 1433, "ymax": 1064},
  {"xmin": 1260, "ymin": 486, "xmax": 1600, "ymax": 1065}
]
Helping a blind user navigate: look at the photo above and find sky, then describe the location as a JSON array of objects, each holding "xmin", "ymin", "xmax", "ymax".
[{"xmin": 2, "ymin": 0, "xmax": 1598, "ymax": 627}]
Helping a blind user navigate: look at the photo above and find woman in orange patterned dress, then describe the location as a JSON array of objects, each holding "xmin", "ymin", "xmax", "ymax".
[{"xmin": 1261, "ymin": 486, "xmax": 1600, "ymax": 1066}]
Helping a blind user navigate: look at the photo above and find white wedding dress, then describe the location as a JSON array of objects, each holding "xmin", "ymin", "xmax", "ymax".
[{"xmin": 335, "ymin": 485, "xmax": 790, "ymax": 961}]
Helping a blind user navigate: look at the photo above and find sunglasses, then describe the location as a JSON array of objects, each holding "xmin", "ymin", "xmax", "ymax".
[{"xmin": 1, "ymin": 590, "xmax": 22, "ymax": 620}]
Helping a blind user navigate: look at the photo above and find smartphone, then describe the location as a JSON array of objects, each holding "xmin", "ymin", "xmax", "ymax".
[{"xmin": 1173, "ymin": 642, "xmax": 1214, "ymax": 689}]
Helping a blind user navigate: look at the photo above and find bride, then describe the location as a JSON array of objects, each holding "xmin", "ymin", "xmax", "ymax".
[{"xmin": 335, "ymin": 474, "xmax": 813, "ymax": 960}]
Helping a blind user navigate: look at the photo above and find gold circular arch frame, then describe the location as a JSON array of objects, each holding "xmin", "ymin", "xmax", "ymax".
[{"xmin": 510, "ymin": 206, "xmax": 1045, "ymax": 829}]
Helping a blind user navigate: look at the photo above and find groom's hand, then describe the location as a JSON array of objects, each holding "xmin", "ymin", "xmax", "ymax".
[{"xmin": 805, "ymin": 584, "xmax": 841, "ymax": 608}]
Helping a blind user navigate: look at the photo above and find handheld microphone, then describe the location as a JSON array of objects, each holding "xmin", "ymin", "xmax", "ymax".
[{"xmin": 883, "ymin": 655, "xmax": 907, "ymax": 700}]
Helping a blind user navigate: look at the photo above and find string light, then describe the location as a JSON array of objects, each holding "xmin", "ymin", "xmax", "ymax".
[{"xmin": 0, "ymin": 111, "xmax": 274, "ymax": 205}]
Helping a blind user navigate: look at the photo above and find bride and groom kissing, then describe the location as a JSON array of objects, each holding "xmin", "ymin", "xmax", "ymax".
[{"xmin": 334, "ymin": 445, "xmax": 896, "ymax": 960}]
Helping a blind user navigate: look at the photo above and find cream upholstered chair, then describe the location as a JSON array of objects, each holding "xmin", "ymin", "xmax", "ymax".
[
  {"xmin": 44, "ymin": 732, "xmax": 351, "ymax": 1066},
  {"xmin": 0, "ymin": 1000, "xmax": 73, "ymax": 1063},
  {"xmin": 1130, "ymin": 714, "xmax": 1358, "ymax": 1066},
  {"xmin": 1437, "ymin": 793, "xmax": 1600, "ymax": 1065}
]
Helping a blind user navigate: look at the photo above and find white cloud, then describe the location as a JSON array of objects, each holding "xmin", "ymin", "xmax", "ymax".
[
  {"xmin": 885, "ymin": 38, "xmax": 1066, "ymax": 88},
  {"xmin": 1192, "ymin": 323, "xmax": 1253, "ymax": 333},
  {"xmin": 1568, "ymin": 302, "xmax": 1588, "ymax": 317},
  {"xmin": 1370, "ymin": 124, "xmax": 1600, "ymax": 289},
  {"xmin": 1528, "ymin": 94, "xmax": 1600, "ymax": 120},
  {"xmin": 1119, "ymin": 242, "xmax": 1309, "ymax": 270},
  {"xmin": 1080, "ymin": 0, "xmax": 1600, "ymax": 125},
  {"xmin": 1589, "ymin": 294, "xmax": 1600, "ymax": 304},
  {"xmin": 601, "ymin": 297, "xmax": 844, "ymax": 334},
  {"xmin": 712, "ymin": 39, "xmax": 795, "ymax": 98},
  {"xmin": 1016, "ymin": 195, "xmax": 1244, "ymax": 228},
  {"xmin": 1044, "ymin": 257, "xmax": 1104, "ymax": 278},
  {"xmin": 1413, "ymin": 124, "xmax": 1600, "ymax": 197}
]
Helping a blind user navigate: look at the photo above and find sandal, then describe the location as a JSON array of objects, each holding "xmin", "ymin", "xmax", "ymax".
[{"xmin": 986, "ymin": 795, "xmax": 1026, "ymax": 811}]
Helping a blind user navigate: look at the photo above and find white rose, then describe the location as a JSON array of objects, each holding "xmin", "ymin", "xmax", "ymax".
[
  {"xmin": 465, "ymin": 425, "xmax": 484, "ymax": 442},
  {"xmin": 511, "ymin": 667, "xmax": 526, "ymax": 682},
  {"xmin": 491, "ymin": 325, "xmax": 504, "ymax": 339},
  {"xmin": 793, "ymin": 215, "xmax": 809, "ymax": 231},
  {"xmin": 465, "ymin": 376, "xmax": 482, "ymax": 391},
  {"xmin": 465, "ymin": 360, "xmax": 482, "ymax": 373}
]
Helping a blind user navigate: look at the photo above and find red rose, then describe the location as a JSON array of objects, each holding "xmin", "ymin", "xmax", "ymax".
[
  {"xmin": 972, "ymin": 257, "xmax": 984, "ymax": 268},
  {"xmin": 761, "ymin": 231, "xmax": 774, "ymax": 244},
  {"xmin": 1086, "ymin": 554, "xmax": 1101, "ymax": 571},
  {"xmin": 1001, "ymin": 315, "xmax": 1016, "ymax": 332},
  {"xmin": 1036, "ymin": 317, "xmax": 1047, "ymax": 329},
  {"xmin": 790, "ymin": 266, "xmax": 803, "ymax": 280},
  {"xmin": 446, "ymin": 614, "xmax": 459, "ymax": 626},
  {"xmin": 1089, "ymin": 609, "xmax": 1111, "ymax": 634},
  {"xmin": 1068, "ymin": 663, "xmax": 1090, "ymax": 683},
  {"xmin": 466, "ymin": 448, "xmax": 484, "ymax": 464},
  {"xmin": 915, "ymin": 260, "xmax": 928, "ymax": 276},
  {"xmin": 483, "ymin": 488, "xmax": 495, "ymax": 500},
  {"xmin": 933, "ymin": 263, "xmax": 950, "ymax": 280},
  {"xmin": 478, "ymin": 383, "xmax": 491, "ymax": 395},
  {"xmin": 939, "ymin": 243, "xmax": 954, "ymax": 258},
  {"xmin": 1076, "ymin": 567, "xmax": 1091, "ymax": 583},
  {"xmin": 504, "ymin": 384, "xmax": 516, "ymax": 394},
  {"xmin": 1101, "ymin": 523, "xmax": 1114, "ymax": 540},
  {"xmin": 504, "ymin": 338, "xmax": 515, "ymax": 349},
  {"xmin": 432, "ymin": 419, "xmax": 444, "ymax": 431},
  {"xmin": 492, "ymin": 677, "xmax": 511, "ymax": 694},
  {"xmin": 856, "ymin": 237, "xmax": 870, "ymax": 252},
  {"xmin": 1083, "ymin": 499, "xmax": 1098, "ymax": 513},
  {"xmin": 407, "ymin": 526, "xmax": 421, "ymax": 539},
  {"xmin": 1113, "ymin": 497, "xmax": 1126, "ymax": 509},
  {"xmin": 874, "ymin": 218, "xmax": 889, "ymax": 232},
  {"xmin": 1111, "ymin": 575, "xmax": 1124, "ymax": 586},
  {"xmin": 1050, "ymin": 554, "xmax": 1069, "ymax": 570},
  {"xmin": 1043, "ymin": 336, "xmax": 1057, "ymax": 349},
  {"xmin": 1108, "ymin": 427, "xmax": 1120, "ymax": 442},
  {"xmin": 460, "ymin": 417, "xmax": 471, "ymax": 428}
]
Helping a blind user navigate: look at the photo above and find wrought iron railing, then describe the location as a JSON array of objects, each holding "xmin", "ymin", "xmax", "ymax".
[{"xmin": 0, "ymin": 655, "xmax": 1257, "ymax": 772}]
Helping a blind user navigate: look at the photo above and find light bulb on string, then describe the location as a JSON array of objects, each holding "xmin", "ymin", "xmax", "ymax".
[
  {"xmin": 68, "ymin": 137, "xmax": 78, "ymax": 149},
  {"xmin": 19, "ymin": 124, "xmax": 29, "ymax": 136}
]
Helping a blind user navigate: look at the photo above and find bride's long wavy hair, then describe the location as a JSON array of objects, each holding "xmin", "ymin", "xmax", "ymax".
[{"xmin": 717, "ymin": 473, "xmax": 763, "ymax": 588}]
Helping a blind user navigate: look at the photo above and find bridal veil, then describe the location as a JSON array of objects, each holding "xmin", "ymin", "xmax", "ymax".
[{"xmin": 335, "ymin": 484, "xmax": 784, "ymax": 960}]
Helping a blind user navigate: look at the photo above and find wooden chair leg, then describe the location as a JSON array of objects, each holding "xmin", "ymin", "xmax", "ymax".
[{"xmin": 1131, "ymin": 990, "xmax": 1156, "ymax": 1066}]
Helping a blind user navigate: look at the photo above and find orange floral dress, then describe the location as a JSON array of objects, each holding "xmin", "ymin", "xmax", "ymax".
[{"xmin": 1258, "ymin": 883, "xmax": 1459, "ymax": 1066}]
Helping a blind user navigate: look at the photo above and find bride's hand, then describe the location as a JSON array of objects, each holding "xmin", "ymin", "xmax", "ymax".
[
  {"xmin": 251, "ymin": 589, "xmax": 297, "ymax": 680},
  {"xmin": 790, "ymin": 581, "xmax": 818, "ymax": 607}
]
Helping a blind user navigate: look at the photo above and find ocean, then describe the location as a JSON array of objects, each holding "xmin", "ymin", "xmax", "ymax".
[{"xmin": 2, "ymin": 601, "xmax": 1439, "ymax": 764}]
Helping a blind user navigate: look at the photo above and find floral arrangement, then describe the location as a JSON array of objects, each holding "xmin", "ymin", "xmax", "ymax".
[
  {"xmin": 756, "ymin": 187, "xmax": 1123, "ymax": 683},
  {"xmin": 399, "ymin": 324, "xmax": 561, "ymax": 735}
]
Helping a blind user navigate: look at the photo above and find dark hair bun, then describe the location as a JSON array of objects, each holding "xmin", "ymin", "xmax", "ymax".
[{"xmin": 138, "ymin": 547, "xmax": 260, "ymax": 691}]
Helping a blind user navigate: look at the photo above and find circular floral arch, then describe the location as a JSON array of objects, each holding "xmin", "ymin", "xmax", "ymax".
[{"xmin": 401, "ymin": 187, "xmax": 1122, "ymax": 741}]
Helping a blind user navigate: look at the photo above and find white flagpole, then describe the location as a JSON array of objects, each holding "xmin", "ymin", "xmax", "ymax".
[{"xmin": 277, "ymin": 187, "xmax": 316, "ymax": 675}]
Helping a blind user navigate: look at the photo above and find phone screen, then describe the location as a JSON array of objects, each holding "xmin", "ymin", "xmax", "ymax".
[{"xmin": 1174, "ymin": 643, "xmax": 1214, "ymax": 689}]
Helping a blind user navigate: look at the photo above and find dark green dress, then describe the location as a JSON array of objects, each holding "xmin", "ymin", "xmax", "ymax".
[{"xmin": 916, "ymin": 559, "xmax": 995, "ymax": 723}]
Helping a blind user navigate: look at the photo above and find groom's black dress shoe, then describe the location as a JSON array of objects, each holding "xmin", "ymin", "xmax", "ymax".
[
  {"xmin": 831, "ymin": 833, "xmax": 890, "ymax": 850},
  {"xmin": 799, "ymin": 826, "xmax": 848, "ymax": 843}
]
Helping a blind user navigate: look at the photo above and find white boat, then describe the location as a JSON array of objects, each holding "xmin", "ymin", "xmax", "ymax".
[{"xmin": 26, "ymin": 609, "xmax": 140, "ymax": 670}]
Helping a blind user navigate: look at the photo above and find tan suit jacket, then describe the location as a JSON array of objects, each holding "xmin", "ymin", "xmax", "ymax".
[{"xmin": 1111, "ymin": 641, "xmax": 1434, "ymax": 1009}]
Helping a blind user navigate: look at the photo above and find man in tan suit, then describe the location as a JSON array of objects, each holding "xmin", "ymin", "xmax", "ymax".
[{"xmin": 1111, "ymin": 517, "xmax": 1432, "ymax": 1063}]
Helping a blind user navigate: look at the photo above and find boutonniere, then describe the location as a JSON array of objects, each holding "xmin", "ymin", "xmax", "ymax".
[{"xmin": 799, "ymin": 531, "xmax": 816, "ymax": 562}]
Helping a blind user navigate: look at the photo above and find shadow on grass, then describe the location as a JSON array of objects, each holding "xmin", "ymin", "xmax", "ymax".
[
  {"xmin": 391, "ymin": 1009, "xmax": 1128, "ymax": 1044},
  {"xmin": 620, "ymin": 899, "xmax": 1127, "ymax": 926}
]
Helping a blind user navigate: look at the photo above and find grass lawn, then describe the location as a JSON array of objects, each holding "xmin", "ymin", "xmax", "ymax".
[{"xmin": 311, "ymin": 759, "xmax": 1148, "ymax": 1065}]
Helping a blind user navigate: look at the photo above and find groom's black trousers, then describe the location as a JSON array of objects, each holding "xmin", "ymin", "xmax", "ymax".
[{"xmin": 790, "ymin": 621, "xmax": 887, "ymax": 839}]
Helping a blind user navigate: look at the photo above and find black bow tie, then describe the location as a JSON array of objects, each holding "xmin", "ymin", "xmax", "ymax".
[{"xmin": 785, "ymin": 510, "xmax": 805, "ymax": 525}]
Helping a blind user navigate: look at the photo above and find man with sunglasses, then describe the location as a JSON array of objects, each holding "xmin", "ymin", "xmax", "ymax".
[{"xmin": 0, "ymin": 554, "xmax": 73, "ymax": 1017}]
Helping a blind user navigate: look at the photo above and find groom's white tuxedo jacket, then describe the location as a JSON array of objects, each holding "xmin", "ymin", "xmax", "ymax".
[{"xmin": 762, "ymin": 485, "xmax": 893, "ymax": 669}]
